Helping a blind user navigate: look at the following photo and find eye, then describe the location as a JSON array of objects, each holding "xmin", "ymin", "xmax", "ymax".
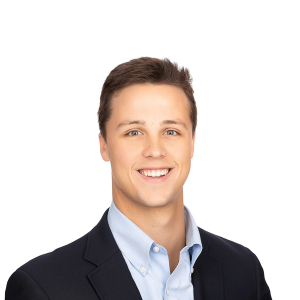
[
  {"xmin": 126, "ymin": 130, "xmax": 142, "ymax": 136},
  {"xmin": 164, "ymin": 130, "xmax": 179, "ymax": 136}
]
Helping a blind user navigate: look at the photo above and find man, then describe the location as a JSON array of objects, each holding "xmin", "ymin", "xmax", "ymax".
[{"xmin": 5, "ymin": 57, "xmax": 272, "ymax": 299}]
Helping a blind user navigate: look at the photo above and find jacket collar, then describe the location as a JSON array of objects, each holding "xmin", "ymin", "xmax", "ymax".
[
  {"xmin": 192, "ymin": 228, "xmax": 223, "ymax": 300},
  {"xmin": 84, "ymin": 209, "xmax": 143, "ymax": 300}
]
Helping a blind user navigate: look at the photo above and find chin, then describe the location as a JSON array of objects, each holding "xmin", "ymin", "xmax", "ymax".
[{"xmin": 134, "ymin": 191, "xmax": 176, "ymax": 208}]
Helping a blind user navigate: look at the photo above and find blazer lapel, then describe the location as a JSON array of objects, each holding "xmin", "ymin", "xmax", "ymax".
[
  {"xmin": 84, "ymin": 209, "xmax": 142, "ymax": 300},
  {"xmin": 192, "ymin": 228, "xmax": 223, "ymax": 300}
]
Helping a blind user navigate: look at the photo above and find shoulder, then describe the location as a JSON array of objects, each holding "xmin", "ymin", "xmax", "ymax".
[
  {"xmin": 19, "ymin": 232, "xmax": 90, "ymax": 275},
  {"xmin": 5, "ymin": 232, "xmax": 95, "ymax": 299},
  {"xmin": 199, "ymin": 227, "xmax": 254, "ymax": 254},
  {"xmin": 197, "ymin": 227, "xmax": 272, "ymax": 298},
  {"xmin": 198, "ymin": 227, "xmax": 259, "ymax": 269}
]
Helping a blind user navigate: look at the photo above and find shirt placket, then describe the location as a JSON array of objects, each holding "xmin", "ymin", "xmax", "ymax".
[{"xmin": 164, "ymin": 249, "xmax": 189, "ymax": 300}]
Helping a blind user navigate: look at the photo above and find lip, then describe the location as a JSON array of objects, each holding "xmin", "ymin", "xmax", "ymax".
[
  {"xmin": 137, "ymin": 166, "xmax": 173, "ymax": 171},
  {"xmin": 136, "ymin": 168, "xmax": 174, "ymax": 183}
]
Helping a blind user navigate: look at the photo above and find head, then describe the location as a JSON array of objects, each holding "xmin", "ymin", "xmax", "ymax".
[{"xmin": 97, "ymin": 57, "xmax": 197, "ymax": 209}]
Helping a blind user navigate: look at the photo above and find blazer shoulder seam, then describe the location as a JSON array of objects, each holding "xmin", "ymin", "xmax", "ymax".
[{"xmin": 17, "ymin": 269, "xmax": 51, "ymax": 300}]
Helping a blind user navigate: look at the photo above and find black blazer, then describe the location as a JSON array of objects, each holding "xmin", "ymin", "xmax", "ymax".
[{"xmin": 5, "ymin": 209, "xmax": 272, "ymax": 300}]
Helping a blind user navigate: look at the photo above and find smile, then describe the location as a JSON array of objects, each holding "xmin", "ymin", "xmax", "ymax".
[{"xmin": 137, "ymin": 168, "xmax": 171, "ymax": 178}]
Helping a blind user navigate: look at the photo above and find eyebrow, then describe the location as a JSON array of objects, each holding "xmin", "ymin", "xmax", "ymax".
[
  {"xmin": 116, "ymin": 120, "xmax": 146, "ymax": 129},
  {"xmin": 116, "ymin": 119, "xmax": 187, "ymax": 130},
  {"xmin": 160, "ymin": 119, "xmax": 188, "ymax": 130}
]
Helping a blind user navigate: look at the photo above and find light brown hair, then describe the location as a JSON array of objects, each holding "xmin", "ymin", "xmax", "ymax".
[{"xmin": 98, "ymin": 57, "xmax": 197, "ymax": 142}]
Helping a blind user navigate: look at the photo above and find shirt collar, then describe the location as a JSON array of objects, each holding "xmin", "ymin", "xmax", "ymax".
[
  {"xmin": 184, "ymin": 205, "xmax": 202, "ymax": 267},
  {"xmin": 108, "ymin": 200, "xmax": 154, "ymax": 275},
  {"xmin": 107, "ymin": 200, "xmax": 202, "ymax": 275}
]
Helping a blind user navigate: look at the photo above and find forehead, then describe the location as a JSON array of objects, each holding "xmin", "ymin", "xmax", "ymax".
[{"xmin": 109, "ymin": 84, "xmax": 191, "ymax": 123}]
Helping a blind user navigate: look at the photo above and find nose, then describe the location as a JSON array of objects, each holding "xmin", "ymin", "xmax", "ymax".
[{"xmin": 142, "ymin": 136, "xmax": 166, "ymax": 159}]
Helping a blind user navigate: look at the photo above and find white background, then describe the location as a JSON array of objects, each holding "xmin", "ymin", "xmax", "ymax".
[{"xmin": 0, "ymin": 0, "xmax": 299, "ymax": 298}]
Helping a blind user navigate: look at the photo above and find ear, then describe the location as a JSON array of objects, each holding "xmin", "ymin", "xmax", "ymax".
[
  {"xmin": 191, "ymin": 131, "xmax": 196, "ymax": 159},
  {"xmin": 98, "ymin": 133, "xmax": 110, "ymax": 162}
]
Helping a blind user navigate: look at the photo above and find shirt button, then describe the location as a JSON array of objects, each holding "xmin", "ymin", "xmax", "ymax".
[
  {"xmin": 166, "ymin": 289, "xmax": 170, "ymax": 295},
  {"xmin": 153, "ymin": 246, "xmax": 159, "ymax": 252},
  {"xmin": 140, "ymin": 267, "xmax": 145, "ymax": 273},
  {"xmin": 191, "ymin": 267, "xmax": 194, "ymax": 273}
]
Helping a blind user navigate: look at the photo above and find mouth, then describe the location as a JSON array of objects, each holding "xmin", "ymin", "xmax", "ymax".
[
  {"xmin": 136, "ymin": 166, "xmax": 174, "ymax": 184},
  {"xmin": 137, "ymin": 168, "xmax": 171, "ymax": 178}
]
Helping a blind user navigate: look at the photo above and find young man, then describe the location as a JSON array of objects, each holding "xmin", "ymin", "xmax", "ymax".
[{"xmin": 6, "ymin": 57, "xmax": 272, "ymax": 299}]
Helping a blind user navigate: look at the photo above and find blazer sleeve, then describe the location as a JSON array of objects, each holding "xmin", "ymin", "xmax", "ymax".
[
  {"xmin": 5, "ymin": 269, "xmax": 49, "ymax": 300},
  {"xmin": 250, "ymin": 251, "xmax": 272, "ymax": 300}
]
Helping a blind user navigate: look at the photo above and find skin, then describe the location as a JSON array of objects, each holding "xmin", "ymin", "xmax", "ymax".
[{"xmin": 99, "ymin": 83, "xmax": 195, "ymax": 273}]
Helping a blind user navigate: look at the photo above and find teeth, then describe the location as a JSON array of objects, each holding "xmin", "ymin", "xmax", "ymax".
[{"xmin": 139, "ymin": 169, "xmax": 170, "ymax": 177}]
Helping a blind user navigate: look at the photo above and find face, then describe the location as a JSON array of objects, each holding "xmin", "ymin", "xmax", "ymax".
[{"xmin": 99, "ymin": 84, "xmax": 195, "ymax": 208}]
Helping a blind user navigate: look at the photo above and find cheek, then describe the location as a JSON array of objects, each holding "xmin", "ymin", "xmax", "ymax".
[
  {"xmin": 169, "ymin": 142, "xmax": 192, "ymax": 163},
  {"xmin": 110, "ymin": 143, "xmax": 139, "ymax": 174}
]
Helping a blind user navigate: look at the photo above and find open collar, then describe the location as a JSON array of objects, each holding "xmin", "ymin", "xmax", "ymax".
[
  {"xmin": 108, "ymin": 200, "xmax": 202, "ymax": 274},
  {"xmin": 83, "ymin": 207, "xmax": 222, "ymax": 300}
]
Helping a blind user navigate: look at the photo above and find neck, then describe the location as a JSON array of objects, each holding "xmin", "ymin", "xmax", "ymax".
[{"xmin": 112, "ymin": 186, "xmax": 186, "ymax": 273}]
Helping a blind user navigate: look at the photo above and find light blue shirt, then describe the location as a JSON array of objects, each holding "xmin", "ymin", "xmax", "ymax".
[{"xmin": 107, "ymin": 200, "xmax": 202, "ymax": 300}]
